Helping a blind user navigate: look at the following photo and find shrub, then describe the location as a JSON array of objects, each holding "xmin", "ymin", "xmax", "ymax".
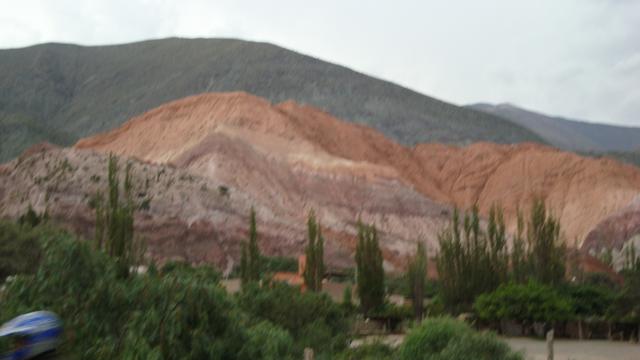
[
  {"xmin": 559, "ymin": 284, "xmax": 614, "ymax": 319},
  {"xmin": 474, "ymin": 282, "xmax": 573, "ymax": 324},
  {"xmin": 399, "ymin": 317, "xmax": 522, "ymax": 360},
  {"xmin": 0, "ymin": 220, "xmax": 47, "ymax": 280},
  {"xmin": 237, "ymin": 281, "xmax": 348, "ymax": 355},
  {"xmin": 238, "ymin": 321, "xmax": 295, "ymax": 360}
]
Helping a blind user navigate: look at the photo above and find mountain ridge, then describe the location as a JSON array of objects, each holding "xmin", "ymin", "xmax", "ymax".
[
  {"xmin": 0, "ymin": 37, "xmax": 543, "ymax": 162},
  {"xmin": 468, "ymin": 102, "xmax": 640, "ymax": 153},
  {"xmin": 76, "ymin": 92, "xmax": 640, "ymax": 247}
]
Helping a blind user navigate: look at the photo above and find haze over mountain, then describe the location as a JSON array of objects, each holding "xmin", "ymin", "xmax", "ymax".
[
  {"xmin": 469, "ymin": 103, "xmax": 640, "ymax": 154},
  {"xmin": 0, "ymin": 37, "xmax": 544, "ymax": 162}
]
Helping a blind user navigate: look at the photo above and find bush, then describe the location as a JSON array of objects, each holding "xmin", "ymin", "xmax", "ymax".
[
  {"xmin": 238, "ymin": 321, "xmax": 295, "ymax": 360},
  {"xmin": 560, "ymin": 284, "xmax": 614, "ymax": 319},
  {"xmin": 474, "ymin": 282, "xmax": 573, "ymax": 324},
  {"xmin": 237, "ymin": 281, "xmax": 348, "ymax": 356},
  {"xmin": 0, "ymin": 220, "xmax": 48, "ymax": 280},
  {"xmin": 399, "ymin": 317, "xmax": 522, "ymax": 360}
]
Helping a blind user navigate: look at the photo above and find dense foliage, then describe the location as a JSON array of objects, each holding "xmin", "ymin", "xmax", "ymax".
[
  {"xmin": 355, "ymin": 222, "xmax": 385, "ymax": 315},
  {"xmin": 399, "ymin": 317, "xmax": 523, "ymax": 360},
  {"xmin": 92, "ymin": 154, "xmax": 140, "ymax": 276},
  {"xmin": 0, "ymin": 220, "xmax": 45, "ymax": 280},
  {"xmin": 437, "ymin": 200, "xmax": 567, "ymax": 313},
  {"xmin": 525, "ymin": 199, "xmax": 566, "ymax": 286},
  {"xmin": 237, "ymin": 281, "xmax": 348, "ymax": 356},
  {"xmin": 436, "ymin": 206, "xmax": 509, "ymax": 313},
  {"xmin": 0, "ymin": 228, "xmax": 352, "ymax": 359},
  {"xmin": 474, "ymin": 282, "xmax": 573, "ymax": 324}
]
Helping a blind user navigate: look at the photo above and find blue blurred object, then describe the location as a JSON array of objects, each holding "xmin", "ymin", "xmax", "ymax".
[{"xmin": 0, "ymin": 311, "xmax": 62, "ymax": 360}]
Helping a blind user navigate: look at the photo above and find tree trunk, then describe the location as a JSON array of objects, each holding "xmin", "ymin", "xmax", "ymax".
[{"xmin": 607, "ymin": 322, "xmax": 612, "ymax": 341}]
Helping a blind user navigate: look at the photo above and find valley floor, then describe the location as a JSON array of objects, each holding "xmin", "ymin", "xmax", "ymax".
[{"xmin": 504, "ymin": 338, "xmax": 639, "ymax": 360}]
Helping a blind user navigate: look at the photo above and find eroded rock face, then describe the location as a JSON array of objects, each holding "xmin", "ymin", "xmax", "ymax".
[
  {"xmin": 4, "ymin": 92, "xmax": 640, "ymax": 271},
  {"xmin": 1, "ymin": 140, "xmax": 449, "ymax": 272},
  {"xmin": 76, "ymin": 92, "xmax": 640, "ymax": 247}
]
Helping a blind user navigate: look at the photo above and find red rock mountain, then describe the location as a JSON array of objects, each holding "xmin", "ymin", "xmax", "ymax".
[
  {"xmin": 2, "ymin": 92, "xmax": 640, "ymax": 271},
  {"xmin": 76, "ymin": 92, "xmax": 640, "ymax": 245}
]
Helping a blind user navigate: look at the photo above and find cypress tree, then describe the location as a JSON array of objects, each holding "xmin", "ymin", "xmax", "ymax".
[{"xmin": 355, "ymin": 221, "xmax": 384, "ymax": 315}]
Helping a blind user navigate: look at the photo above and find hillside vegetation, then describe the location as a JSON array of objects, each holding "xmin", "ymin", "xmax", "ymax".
[{"xmin": 0, "ymin": 38, "xmax": 543, "ymax": 162}]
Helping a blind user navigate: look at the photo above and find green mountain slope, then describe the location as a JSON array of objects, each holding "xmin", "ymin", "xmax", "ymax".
[{"xmin": 0, "ymin": 38, "xmax": 543, "ymax": 162}]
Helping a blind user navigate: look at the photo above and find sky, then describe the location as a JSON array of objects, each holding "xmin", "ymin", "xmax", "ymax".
[{"xmin": 2, "ymin": 0, "xmax": 639, "ymax": 126}]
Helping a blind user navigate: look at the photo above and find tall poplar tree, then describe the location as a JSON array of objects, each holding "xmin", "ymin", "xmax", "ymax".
[
  {"xmin": 527, "ymin": 198, "xmax": 566, "ymax": 285},
  {"xmin": 407, "ymin": 241, "xmax": 427, "ymax": 320},
  {"xmin": 436, "ymin": 205, "xmax": 509, "ymax": 313},
  {"xmin": 355, "ymin": 221, "xmax": 384, "ymax": 315},
  {"xmin": 240, "ymin": 207, "xmax": 261, "ymax": 285},
  {"xmin": 304, "ymin": 211, "xmax": 324, "ymax": 292},
  {"xmin": 94, "ymin": 154, "xmax": 136, "ymax": 276}
]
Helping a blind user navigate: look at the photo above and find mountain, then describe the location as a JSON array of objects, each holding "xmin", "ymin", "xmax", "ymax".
[
  {"xmin": 77, "ymin": 93, "xmax": 640, "ymax": 246},
  {"xmin": 468, "ymin": 103, "xmax": 640, "ymax": 153},
  {"xmin": 2, "ymin": 93, "xmax": 639, "ymax": 270},
  {"xmin": 0, "ymin": 38, "xmax": 543, "ymax": 162}
]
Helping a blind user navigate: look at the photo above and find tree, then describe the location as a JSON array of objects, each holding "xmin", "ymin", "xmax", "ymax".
[
  {"xmin": 436, "ymin": 205, "xmax": 509, "ymax": 313},
  {"xmin": 510, "ymin": 209, "xmax": 528, "ymax": 283},
  {"xmin": 474, "ymin": 282, "xmax": 573, "ymax": 329},
  {"xmin": 240, "ymin": 207, "xmax": 262, "ymax": 285},
  {"xmin": 342, "ymin": 285, "xmax": 354, "ymax": 311},
  {"xmin": 304, "ymin": 211, "xmax": 324, "ymax": 292},
  {"xmin": 527, "ymin": 198, "xmax": 566, "ymax": 286},
  {"xmin": 486, "ymin": 205, "xmax": 509, "ymax": 285},
  {"xmin": 407, "ymin": 241, "xmax": 427, "ymax": 320},
  {"xmin": 355, "ymin": 221, "xmax": 384, "ymax": 315},
  {"xmin": 93, "ymin": 154, "xmax": 138, "ymax": 275}
]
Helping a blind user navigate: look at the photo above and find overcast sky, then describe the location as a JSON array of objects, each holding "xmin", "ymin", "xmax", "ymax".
[{"xmin": 2, "ymin": 0, "xmax": 639, "ymax": 126}]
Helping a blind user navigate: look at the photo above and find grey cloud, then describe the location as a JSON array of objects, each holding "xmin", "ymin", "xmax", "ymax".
[{"xmin": 1, "ymin": 0, "xmax": 639, "ymax": 126}]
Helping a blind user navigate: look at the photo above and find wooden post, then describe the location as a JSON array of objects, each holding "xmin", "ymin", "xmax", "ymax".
[
  {"xmin": 546, "ymin": 329, "xmax": 554, "ymax": 360},
  {"xmin": 304, "ymin": 348, "xmax": 314, "ymax": 360},
  {"xmin": 578, "ymin": 319, "xmax": 583, "ymax": 340}
]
